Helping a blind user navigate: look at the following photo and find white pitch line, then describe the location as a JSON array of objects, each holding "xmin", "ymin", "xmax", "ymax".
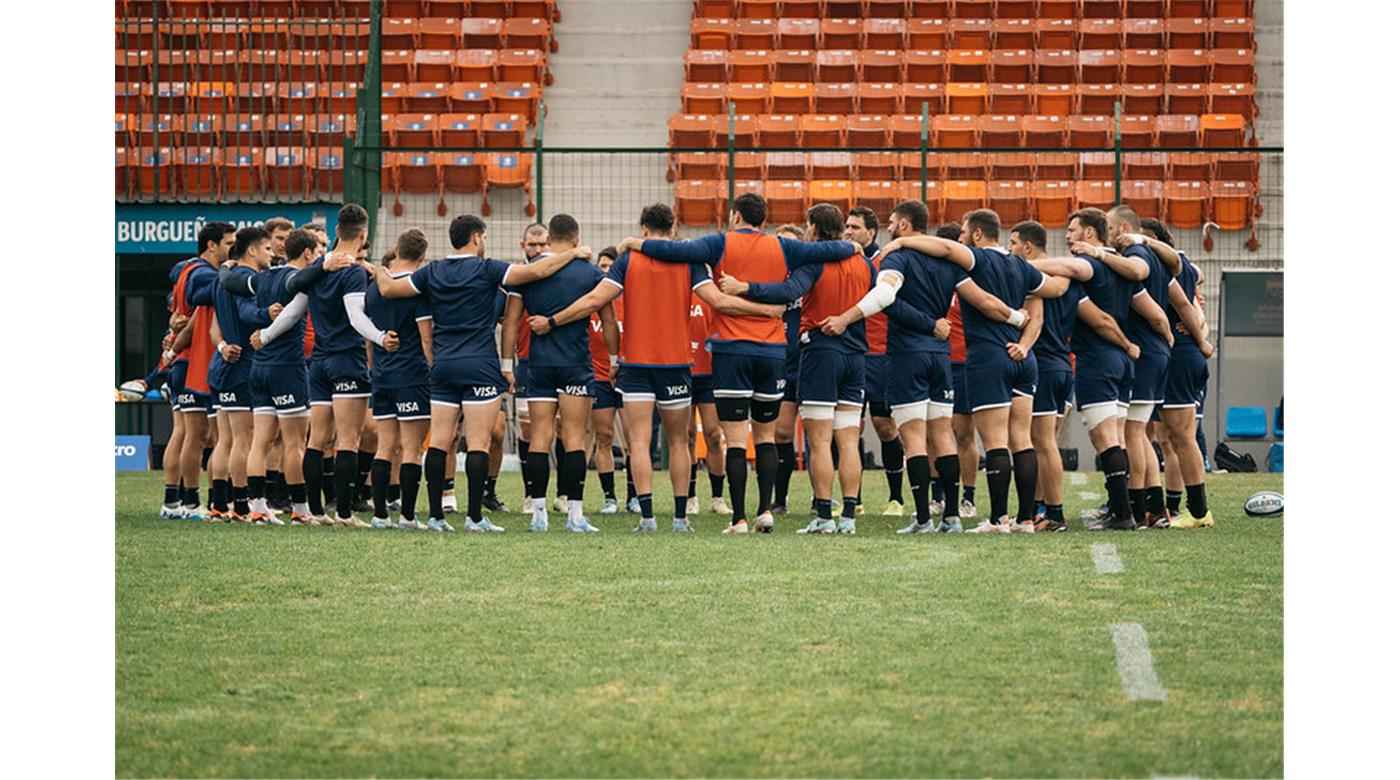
[
  {"xmin": 1091, "ymin": 543, "xmax": 1124, "ymax": 574},
  {"xmin": 1078, "ymin": 491, "xmax": 1102, "ymax": 501},
  {"xmin": 1068, "ymin": 472, "xmax": 1089, "ymax": 485},
  {"xmin": 1110, "ymin": 623, "xmax": 1167, "ymax": 702}
]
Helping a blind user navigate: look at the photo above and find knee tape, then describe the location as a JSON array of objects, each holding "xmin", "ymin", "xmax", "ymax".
[
  {"xmin": 926, "ymin": 402, "xmax": 954, "ymax": 421},
  {"xmin": 1081, "ymin": 403, "xmax": 1120, "ymax": 430},
  {"xmin": 799, "ymin": 402, "xmax": 835, "ymax": 421},
  {"xmin": 1126, "ymin": 400, "xmax": 1156, "ymax": 423},
  {"xmin": 716, "ymin": 396, "xmax": 750, "ymax": 422},
  {"xmin": 833, "ymin": 408, "xmax": 862, "ymax": 430},
  {"xmin": 750, "ymin": 398, "xmax": 781, "ymax": 423},
  {"xmin": 891, "ymin": 402, "xmax": 927, "ymax": 428}
]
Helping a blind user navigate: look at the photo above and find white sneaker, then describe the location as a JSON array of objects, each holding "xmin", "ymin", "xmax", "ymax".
[
  {"xmin": 710, "ymin": 496, "xmax": 732, "ymax": 514},
  {"xmin": 398, "ymin": 517, "xmax": 429, "ymax": 530},
  {"xmin": 836, "ymin": 518, "xmax": 856, "ymax": 534},
  {"xmin": 723, "ymin": 520, "xmax": 749, "ymax": 534},
  {"xmin": 1010, "ymin": 520, "xmax": 1036, "ymax": 533},
  {"xmin": 968, "ymin": 518, "xmax": 1012, "ymax": 534},
  {"xmin": 959, "ymin": 499, "xmax": 977, "ymax": 518},
  {"xmin": 553, "ymin": 496, "xmax": 569, "ymax": 513},
  {"xmin": 521, "ymin": 496, "xmax": 534, "ymax": 514},
  {"xmin": 929, "ymin": 500, "xmax": 945, "ymax": 517},
  {"xmin": 566, "ymin": 517, "xmax": 600, "ymax": 533},
  {"xmin": 672, "ymin": 518, "xmax": 695, "ymax": 532},
  {"xmin": 754, "ymin": 511, "xmax": 775, "ymax": 533},
  {"xmin": 626, "ymin": 496, "xmax": 642, "ymax": 514},
  {"xmin": 467, "ymin": 517, "xmax": 505, "ymax": 533},
  {"xmin": 686, "ymin": 496, "xmax": 700, "ymax": 516},
  {"xmin": 796, "ymin": 519, "xmax": 836, "ymax": 535},
  {"xmin": 599, "ymin": 498, "xmax": 619, "ymax": 514},
  {"xmin": 159, "ymin": 504, "xmax": 186, "ymax": 519},
  {"xmin": 634, "ymin": 517, "xmax": 657, "ymax": 532},
  {"xmin": 896, "ymin": 518, "xmax": 934, "ymax": 535}
]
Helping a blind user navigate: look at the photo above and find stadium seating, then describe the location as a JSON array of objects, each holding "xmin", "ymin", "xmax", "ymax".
[{"xmin": 668, "ymin": 0, "xmax": 1261, "ymax": 229}]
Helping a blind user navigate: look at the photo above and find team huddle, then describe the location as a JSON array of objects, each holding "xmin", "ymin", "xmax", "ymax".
[{"xmin": 144, "ymin": 192, "xmax": 1215, "ymax": 534}]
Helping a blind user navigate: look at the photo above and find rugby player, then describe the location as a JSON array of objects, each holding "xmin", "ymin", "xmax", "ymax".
[
  {"xmin": 373, "ymin": 214, "xmax": 587, "ymax": 532},
  {"xmin": 686, "ymin": 279, "xmax": 731, "ymax": 517},
  {"xmin": 768, "ymin": 223, "xmax": 806, "ymax": 518},
  {"xmin": 503, "ymin": 223, "xmax": 551, "ymax": 513},
  {"xmin": 503, "ymin": 214, "xmax": 609, "ymax": 533},
  {"xmin": 936, "ymin": 222, "xmax": 980, "ymax": 522},
  {"xmin": 588, "ymin": 247, "xmax": 625, "ymax": 515},
  {"xmin": 545, "ymin": 203, "xmax": 783, "ymax": 532},
  {"xmin": 622, "ymin": 193, "xmax": 861, "ymax": 533}
]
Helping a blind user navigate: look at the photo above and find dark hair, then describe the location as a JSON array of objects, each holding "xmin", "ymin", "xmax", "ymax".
[
  {"xmin": 522, "ymin": 222, "xmax": 547, "ymax": 238},
  {"xmin": 1069, "ymin": 208, "xmax": 1110, "ymax": 243},
  {"xmin": 775, "ymin": 223, "xmax": 805, "ymax": 239},
  {"xmin": 197, "ymin": 221, "xmax": 235, "ymax": 254},
  {"xmin": 1140, "ymin": 217, "xmax": 1174, "ymax": 247},
  {"xmin": 298, "ymin": 221, "xmax": 326, "ymax": 235},
  {"xmin": 230, "ymin": 225, "xmax": 270, "ymax": 260},
  {"xmin": 599, "ymin": 246, "xmax": 619, "ymax": 261},
  {"xmin": 639, "ymin": 203, "xmax": 675, "ymax": 233},
  {"xmin": 1108, "ymin": 204, "xmax": 1142, "ymax": 231},
  {"xmin": 807, "ymin": 203, "xmax": 845, "ymax": 241},
  {"xmin": 547, "ymin": 213, "xmax": 579, "ymax": 243},
  {"xmin": 396, "ymin": 227, "xmax": 428, "ymax": 261},
  {"xmin": 336, "ymin": 203, "xmax": 369, "ymax": 240},
  {"xmin": 264, "ymin": 216, "xmax": 294, "ymax": 234},
  {"xmin": 848, "ymin": 205, "xmax": 878, "ymax": 231},
  {"xmin": 962, "ymin": 208, "xmax": 1000, "ymax": 241},
  {"xmin": 1010, "ymin": 220, "xmax": 1048, "ymax": 251},
  {"xmin": 891, "ymin": 200, "xmax": 929, "ymax": 233},
  {"xmin": 284, "ymin": 228, "xmax": 320, "ymax": 261},
  {"xmin": 731, "ymin": 192, "xmax": 767, "ymax": 227},
  {"xmin": 449, "ymin": 214, "xmax": 487, "ymax": 250},
  {"xmin": 934, "ymin": 222, "xmax": 962, "ymax": 241}
]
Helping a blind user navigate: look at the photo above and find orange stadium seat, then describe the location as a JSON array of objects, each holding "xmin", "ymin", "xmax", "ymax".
[
  {"xmin": 1078, "ymin": 49, "xmax": 1121, "ymax": 84},
  {"xmin": 1124, "ymin": 151, "xmax": 1168, "ymax": 180},
  {"xmin": 993, "ymin": 0, "xmax": 1033, "ymax": 16},
  {"xmin": 1035, "ymin": 49, "xmax": 1077, "ymax": 84},
  {"xmin": 379, "ymin": 83, "xmax": 407, "ymax": 113},
  {"xmin": 946, "ymin": 82, "xmax": 989, "ymax": 114},
  {"xmin": 731, "ymin": 152, "xmax": 764, "ymax": 179},
  {"xmin": 1075, "ymin": 83, "xmax": 1118, "ymax": 115},
  {"xmin": 390, "ymin": 153, "xmax": 442, "ymax": 203},
  {"xmin": 862, "ymin": 18, "xmax": 906, "ymax": 49},
  {"xmin": 1123, "ymin": 19, "xmax": 1165, "ymax": 49},
  {"xmin": 419, "ymin": 17, "xmax": 463, "ymax": 48},
  {"xmin": 847, "ymin": 115, "xmax": 892, "ymax": 147},
  {"xmin": 952, "ymin": 0, "xmax": 992, "ymax": 17},
  {"xmin": 323, "ymin": 84, "xmax": 359, "ymax": 115},
  {"xmin": 1201, "ymin": 113, "xmax": 1246, "ymax": 147},
  {"xmin": 1209, "ymin": 82, "xmax": 1256, "ymax": 119},
  {"xmin": 814, "ymin": 82, "xmax": 858, "ymax": 114},
  {"xmin": 391, "ymin": 114, "xmax": 438, "ymax": 147},
  {"xmin": 454, "ymin": 50, "xmax": 498, "ymax": 82},
  {"xmin": 282, "ymin": 51, "xmax": 330, "ymax": 83},
  {"xmin": 1032, "ymin": 180, "xmax": 1075, "ymax": 227},
  {"xmin": 414, "ymin": 50, "xmax": 455, "ymax": 82},
  {"xmin": 756, "ymin": 114, "xmax": 800, "ymax": 146},
  {"xmin": 309, "ymin": 114, "xmax": 354, "ymax": 147},
  {"xmin": 820, "ymin": 19, "xmax": 861, "ymax": 49},
  {"xmin": 1167, "ymin": 0, "xmax": 1208, "ymax": 20},
  {"xmin": 1155, "ymin": 114, "xmax": 1200, "ymax": 146},
  {"xmin": 889, "ymin": 115, "xmax": 924, "ymax": 148},
  {"xmin": 854, "ymin": 151, "xmax": 899, "ymax": 179},
  {"xmin": 1032, "ymin": 83, "xmax": 1073, "ymax": 115},
  {"xmin": 1211, "ymin": 48, "xmax": 1255, "ymax": 84},
  {"xmin": 778, "ymin": 18, "xmax": 819, "ymax": 48},
  {"xmin": 1036, "ymin": 152, "xmax": 1078, "ymax": 179},
  {"xmin": 1166, "ymin": 18, "xmax": 1209, "ymax": 49},
  {"xmin": 765, "ymin": 180, "xmax": 809, "ymax": 224},
  {"xmin": 404, "ymin": 82, "xmax": 450, "ymax": 113},
  {"xmin": 1079, "ymin": 151, "xmax": 1116, "ymax": 179},
  {"xmin": 856, "ymin": 82, "xmax": 899, "ymax": 114},
  {"xmin": 220, "ymin": 114, "xmax": 262, "ymax": 147},
  {"xmin": 943, "ymin": 181, "xmax": 987, "ymax": 220},
  {"xmin": 811, "ymin": 151, "xmax": 853, "ymax": 179},
  {"xmin": 948, "ymin": 49, "xmax": 990, "ymax": 82},
  {"xmin": 933, "ymin": 114, "xmax": 979, "ymax": 148},
  {"xmin": 1123, "ymin": 48, "xmax": 1166, "ymax": 83},
  {"xmin": 1215, "ymin": 0, "xmax": 1255, "ymax": 16},
  {"xmin": 175, "ymin": 146, "xmax": 218, "ymax": 198},
  {"xmin": 731, "ymin": 50, "xmax": 775, "ymax": 82},
  {"xmin": 739, "ymin": 0, "xmax": 781, "ymax": 17},
  {"xmin": 727, "ymin": 83, "xmax": 771, "ymax": 114},
  {"xmin": 991, "ymin": 49, "xmax": 1033, "ymax": 83},
  {"xmin": 1212, "ymin": 16, "xmax": 1256, "ymax": 49},
  {"xmin": 691, "ymin": 18, "xmax": 734, "ymax": 49},
  {"xmin": 950, "ymin": 18, "xmax": 992, "ymax": 49},
  {"xmin": 686, "ymin": 50, "xmax": 729, "ymax": 82},
  {"xmin": 1121, "ymin": 83, "xmax": 1164, "ymax": 114},
  {"xmin": 115, "ymin": 113, "xmax": 132, "ymax": 148},
  {"xmin": 799, "ymin": 114, "xmax": 844, "ymax": 147},
  {"xmin": 863, "ymin": 0, "xmax": 907, "ymax": 17},
  {"xmin": 978, "ymin": 114, "xmax": 1022, "ymax": 147},
  {"xmin": 903, "ymin": 49, "xmax": 947, "ymax": 83},
  {"xmin": 232, "ymin": 82, "xmax": 273, "ymax": 114},
  {"xmin": 491, "ymin": 82, "xmax": 541, "ymax": 116},
  {"xmin": 381, "ymin": 18, "xmax": 417, "ymax": 49},
  {"xmin": 1022, "ymin": 115, "xmax": 1068, "ymax": 148},
  {"xmin": 989, "ymin": 82, "xmax": 1032, "ymax": 114},
  {"xmin": 462, "ymin": 18, "xmax": 505, "ymax": 48},
  {"xmin": 854, "ymin": 180, "xmax": 899, "ymax": 221},
  {"xmin": 423, "ymin": 0, "xmax": 467, "ymax": 15},
  {"xmin": 822, "ymin": 0, "xmax": 863, "ymax": 16},
  {"xmin": 771, "ymin": 81, "xmax": 815, "ymax": 113},
  {"xmin": 669, "ymin": 114, "xmax": 717, "ymax": 148},
  {"xmin": 220, "ymin": 147, "xmax": 261, "ymax": 196},
  {"xmin": 901, "ymin": 83, "xmax": 944, "ymax": 113},
  {"xmin": 132, "ymin": 113, "xmax": 176, "ymax": 148},
  {"xmin": 116, "ymin": 82, "xmax": 146, "ymax": 114},
  {"xmin": 266, "ymin": 115, "xmax": 307, "ymax": 147},
  {"xmin": 328, "ymin": 51, "xmax": 368, "ymax": 84},
  {"xmin": 775, "ymin": 49, "xmax": 817, "ymax": 81},
  {"xmin": 676, "ymin": 152, "xmax": 725, "ymax": 180},
  {"xmin": 265, "ymin": 146, "xmax": 308, "ymax": 199},
  {"xmin": 731, "ymin": 114, "xmax": 759, "ymax": 147},
  {"xmin": 1080, "ymin": 0, "xmax": 1123, "ymax": 19},
  {"xmin": 1213, "ymin": 152, "xmax": 1258, "ymax": 182},
  {"xmin": 1118, "ymin": 114, "xmax": 1155, "ymax": 148},
  {"xmin": 1165, "ymin": 83, "xmax": 1207, "ymax": 115},
  {"xmin": 482, "ymin": 152, "xmax": 534, "ymax": 217},
  {"xmin": 1167, "ymin": 152, "xmax": 1212, "ymax": 181},
  {"xmin": 907, "ymin": 19, "xmax": 948, "ymax": 48},
  {"xmin": 990, "ymin": 152, "xmax": 1035, "ymax": 179},
  {"xmin": 381, "ymin": 50, "xmax": 415, "ymax": 82},
  {"xmin": 1079, "ymin": 18, "xmax": 1121, "ymax": 49},
  {"xmin": 115, "ymin": 50, "xmax": 151, "ymax": 83},
  {"xmin": 482, "ymin": 113, "xmax": 527, "ymax": 148},
  {"xmin": 991, "ymin": 18, "xmax": 1035, "ymax": 49},
  {"xmin": 1036, "ymin": 18, "xmax": 1076, "ymax": 49},
  {"xmin": 1067, "ymin": 115, "xmax": 1111, "ymax": 148},
  {"xmin": 989, "ymin": 180, "xmax": 1031, "ymax": 223},
  {"xmin": 1121, "ymin": 179, "xmax": 1164, "ymax": 219},
  {"xmin": 816, "ymin": 49, "xmax": 858, "ymax": 82},
  {"xmin": 275, "ymin": 83, "xmax": 319, "ymax": 115},
  {"xmin": 683, "ymin": 83, "xmax": 726, "ymax": 114},
  {"xmin": 1164, "ymin": 180, "xmax": 1206, "ymax": 227},
  {"xmin": 179, "ymin": 114, "xmax": 223, "ymax": 146},
  {"xmin": 504, "ymin": 18, "xmax": 554, "ymax": 52},
  {"xmin": 736, "ymin": 18, "xmax": 779, "ymax": 48},
  {"xmin": 1167, "ymin": 49, "xmax": 1209, "ymax": 83},
  {"xmin": 1075, "ymin": 179, "xmax": 1116, "ymax": 212},
  {"xmin": 693, "ymin": 0, "xmax": 736, "ymax": 17},
  {"xmin": 385, "ymin": 0, "xmax": 424, "ymax": 16},
  {"xmin": 1125, "ymin": 0, "xmax": 1166, "ymax": 15},
  {"xmin": 857, "ymin": 50, "xmax": 900, "ymax": 82},
  {"xmin": 442, "ymin": 151, "xmax": 487, "ymax": 193},
  {"xmin": 766, "ymin": 152, "xmax": 809, "ymax": 180}
]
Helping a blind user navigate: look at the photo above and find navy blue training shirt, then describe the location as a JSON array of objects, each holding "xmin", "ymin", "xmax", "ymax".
[
  {"xmin": 1169, "ymin": 255, "xmax": 1204, "ymax": 357},
  {"xmin": 1073, "ymin": 254, "xmax": 1140, "ymax": 357},
  {"xmin": 507, "ymin": 256, "xmax": 603, "ymax": 368},
  {"xmin": 1122, "ymin": 243, "xmax": 1172, "ymax": 358},
  {"xmin": 366, "ymin": 271, "xmax": 431, "ymax": 388},
  {"xmin": 957, "ymin": 246, "xmax": 1046, "ymax": 360},
  {"xmin": 879, "ymin": 247, "xmax": 964, "ymax": 355},
  {"xmin": 252, "ymin": 265, "xmax": 305, "ymax": 368},
  {"xmin": 408, "ymin": 254, "xmax": 513, "ymax": 363},
  {"xmin": 307, "ymin": 258, "xmax": 371, "ymax": 358},
  {"xmin": 210, "ymin": 264, "xmax": 269, "ymax": 384},
  {"xmin": 1033, "ymin": 278, "xmax": 1085, "ymax": 373}
]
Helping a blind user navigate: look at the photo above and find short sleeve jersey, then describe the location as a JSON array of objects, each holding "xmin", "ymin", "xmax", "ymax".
[
  {"xmin": 1073, "ymin": 254, "xmax": 1139, "ymax": 357},
  {"xmin": 366, "ymin": 271, "xmax": 431, "ymax": 388},
  {"xmin": 409, "ymin": 254, "xmax": 513, "ymax": 363},
  {"xmin": 1033, "ymin": 279, "xmax": 1085, "ymax": 372},
  {"xmin": 211, "ymin": 265, "xmax": 266, "ymax": 383},
  {"xmin": 1122, "ymin": 244, "xmax": 1172, "ymax": 358},
  {"xmin": 880, "ymin": 247, "xmax": 964, "ymax": 355},
  {"xmin": 307, "ymin": 258, "xmax": 371, "ymax": 358},
  {"xmin": 957, "ymin": 246, "xmax": 1046, "ymax": 360},
  {"xmin": 253, "ymin": 265, "xmax": 305, "ymax": 368},
  {"xmin": 1169, "ymin": 256, "xmax": 1203, "ymax": 357},
  {"xmin": 509, "ymin": 257, "xmax": 604, "ymax": 368}
]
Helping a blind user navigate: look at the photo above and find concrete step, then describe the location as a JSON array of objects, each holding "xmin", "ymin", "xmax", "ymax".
[
  {"xmin": 552, "ymin": 27, "xmax": 689, "ymax": 58},
  {"xmin": 546, "ymin": 56, "xmax": 684, "ymax": 89}
]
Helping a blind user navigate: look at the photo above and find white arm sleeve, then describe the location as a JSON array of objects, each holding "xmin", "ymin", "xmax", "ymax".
[
  {"xmin": 257, "ymin": 293, "xmax": 308, "ymax": 345},
  {"xmin": 854, "ymin": 270, "xmax": 904, "ymax": 317},
  {"xmin": 343, "ymin": 292, "xmax": 387, "ymax": 347}
]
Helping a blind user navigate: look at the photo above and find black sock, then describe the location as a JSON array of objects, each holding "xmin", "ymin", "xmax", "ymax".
[
  {"xmin": 303, "ymin": 449, "xmax": 325, "ymax": 516},
  {"xmin": 639, "ymin": 492, "xmax": 653, "ymax": 519},
  {"xmin": 356, "ymin": 451, "xmax": 373, "ymax": 500},
  {"xmin": 1166, "ymin": 488, "xmax": 1183, "ymax": 515},
  {"xmin": 674, "ymin": 494, "xmax": 688, "ymax": 519},
  {"xmin": 201, "ymin": 447, "xmax": 213, "ymax": 470},
  {"xmin": 688, "ymin": 461, "xmax": 698, "ymax": 500},
  {"xmin": 931, "ymin": 475, "xmax": 944, "ymax": 503},
  {"xmin": 1145, "ymin": 485, "xmax": 1166, "ymax": 515},
  {"xmin": 249, "ymin": 474, "xmax": 266, "ymax": 499},
  {"xmin": 527, "ymin": 452, "xmax": 551, "ymax": 500},
  {"xmin": 485, "ymin": 475, "xmax": 498, "ymax": 496},
  {"xmin": 726, "ymin": 447, "xmax": 748, "ymax": 522},
  {"xmin": 387, "ymin": 483, "xmax": 401, "ymax": 504},
  {"xmin": 625, "ymin": 457, "xmax": 637, "ymax": 502},
  {"xmin": 985, "ymin": 448, "xmax": 1012, "ymax": 521},
  {"xmin": 1012, "ymin": 449, "xmax": 1038, "ymax": 523},
  {"xmin": 842, "ymin": 496, "xmax": 858, "ymax": 520},
  {"xmin": 444, "ymin": 476, "xmax": 455, "ymax": 494},
  {"xmin": 1047, "ymin": 504, "xmax": 1064, "ymax": 524},
  {"xmin": 1129, "ymin": 487, "xmax": 1147, "ymax": 526},
  {"xmin": 466, "ymin": 450, "xmax": 489, "ymax": 521},
  {"xmin": 231, "ymin": 484, "xmax": 248, "ymax": 515},
  {"xmin": 1186, "ymin": 482, "xmax": 1209, "ymax": 519},
  {"xmin": 774, "ymin": 442, "xmax": 795, "ymax": 506},
  {"xmin": 370, "ymin": 458, "xmax": 392, "ymax": 518},
  {"xmin": 599, "ymin": 471, "xmax": 616, "ymax": 500},
  {"xmin": 1100, "ymin": 446, "xmax": 1131, "ymax": 522},
  {"xmin": 815, "ymin": 497, "xmax": 832, "ymax": 520},
  {"xmin": 399, "ymin": 462, "xmax": 421, "ymax": 520},
  {"xmin": 962, "ymin": 484, "xmax": 976, "ymax": 506},
  {"xmin": 322, "ymin": 453, "xmax": 337, "ymax": 506},
  {"xmin": 755, "ymin": 442, "xmax": 778, "ymax": 514},
  {"xmin": 333, "ymin": 450, "xmax": 357, "ymax": 518},
  {"xmin": 163, "ymin": 484, "xmax": 179, "ymax": 505},
  {"xmin": 553, "ymin": 438, "xmax": 565, "ymax": 473},
  {"xmin": 908, "ymin": 455, "xmax": 931, "ymax": 524},
  {"xmin": 709, "ymin": 471, "xmax": 725, "ymax": 500},
  {"xmin": 881, "ymin": 437, "xmax": 904, "ymax": 503},
  {"xmin": 288, "ymin": 482, "xmax": 307, "ymax": 508},
  {"xmin": 565, "ymin": 450, "xmax": 586, "ymax": 502},
  {"xmin": 935, "ymin": 454, "xmax": 961, "ymax": 519},
  {"xmin": 212, "ymin": 479, "xmax": 231, "ymax": 512},
  {"xmin": 182, "ymin": 485, "xmax": 200, "ymax": 508},
  {"xmin": 267, "ymin": 470, "xmax": 285, "ymax": 503},
  {"xmin": 424, "ymin": 448, "xmax": 447, "ymax": 520}
]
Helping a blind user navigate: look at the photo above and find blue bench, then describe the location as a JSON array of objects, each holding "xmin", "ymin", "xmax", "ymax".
[{"xmin": 1225, "ymin": 406, "xmax": 1269, "ymax": 439}]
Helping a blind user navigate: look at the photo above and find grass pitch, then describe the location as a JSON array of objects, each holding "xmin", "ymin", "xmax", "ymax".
[{"xmin": 117, "ymin": 467, "xmax": 1282, "ymax": 778}]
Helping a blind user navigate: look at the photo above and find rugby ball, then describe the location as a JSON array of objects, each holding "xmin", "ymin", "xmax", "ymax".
[
  {"xmin": 118, "ymin": 379, "xmax": 147, "ymax": 402},
  {"xmin": 1243, "ymin": 491, "xmax": 1284, "ymax": 517}
]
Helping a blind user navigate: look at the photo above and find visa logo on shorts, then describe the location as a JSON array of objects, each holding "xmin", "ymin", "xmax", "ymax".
[
  {"xmin": 397, "ymin": 401, "xmax": 422, "ymax": 413},
  {"xmin": 272, "ymin": 394, "xmax": 296, "ymax": 405},
  {"xmin": 177, "ymin": 392, "xmax": 196, "ymax": 404},
  {"xmin": 218, "ymin": 392, "xmax": 238, "ymax": 403},
  {"xmin": 473, "ymin": 387, "xmax": 496, "ymax": 397},
  {"xmin": 566, "ymin": 385, "xmax": 589, "ymax": 395},
  {"xmin": 667, "ymin": 385, "xmax": 688, "ymax": 396},
  {"xmin": 334, "ymin": 381, "xmax": 358, "ymax": 392}
]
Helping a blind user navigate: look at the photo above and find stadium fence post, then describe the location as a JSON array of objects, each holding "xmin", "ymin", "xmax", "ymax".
[
  {"xmin": 920, "ymin": 101, "xmax": 929, "ymax": 203},
  {"xmin": 1113, "ymin": 99, "xmax": 1122, "ymax": 205},
  {"xmin": 727, "ymin": 103, "xmax": 736, "ymax": 220},
  {"xmin": 350, "ymin": 0, "xmax": 384, "ymax": 237},
  {"xmin": 535, "ymin": 103, "xmax": 545, "ymax": 219}
]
